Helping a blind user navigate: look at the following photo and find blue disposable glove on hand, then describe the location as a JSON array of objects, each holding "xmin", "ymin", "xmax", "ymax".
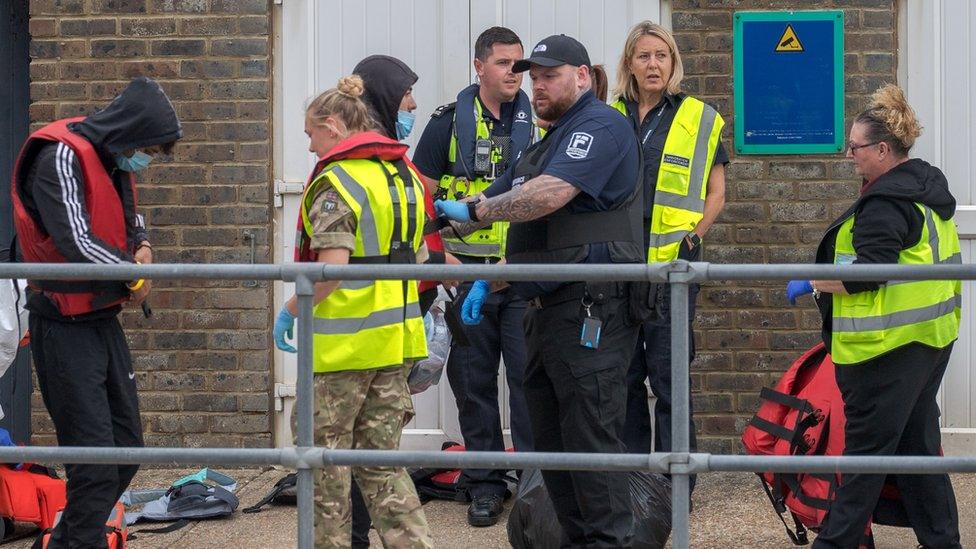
[
  {"xmin": 274, "ymin": 308, "xmax": 297, "ymax": 353},
  {"xmin": 434, "ymin": 199, "xmax": 472, "ymax": 223},
  {"xmin": 786, "ymin": 280, "xmax": 814, "ymax": 305},
  {"xmin": 461, "ymin": 280, "xmax": 490, "ymax": 325}
]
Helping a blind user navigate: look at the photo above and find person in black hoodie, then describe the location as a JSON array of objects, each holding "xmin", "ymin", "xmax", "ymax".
[
  {"xmin": 353, "ymin": 54, "xmax": 419, "ymax": 141},
  {"xmin": 12, "ymin": 77, "xmax": 181, "ymax": 548},
  {"xmin": 787, "ymin": 85, "xmax": 962, "ymax": 549}
]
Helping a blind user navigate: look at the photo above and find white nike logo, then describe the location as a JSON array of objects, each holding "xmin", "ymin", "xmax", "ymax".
[{"xmin": 128, "ymin": 372, "xmax": 136, "ymax": 380}]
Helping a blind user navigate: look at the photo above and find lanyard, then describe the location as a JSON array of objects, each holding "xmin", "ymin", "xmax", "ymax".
[{"xmin": 640, "ymin": 103, "xmax": 667, "ymax": 146}]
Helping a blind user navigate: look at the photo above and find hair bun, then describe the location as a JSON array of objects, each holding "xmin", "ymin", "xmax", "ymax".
[
  {"xmin": 336, "ymin": 75, "xmax": 365, "ymax": 99},
  {"xmin": 869, "ymin": 84, "xmax": 922, "ymax": 148}
]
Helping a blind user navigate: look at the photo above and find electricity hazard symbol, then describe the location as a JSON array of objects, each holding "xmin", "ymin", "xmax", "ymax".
[{"xmin": 775, "ymin": 24, "xmax": 804, "ymax": 52}]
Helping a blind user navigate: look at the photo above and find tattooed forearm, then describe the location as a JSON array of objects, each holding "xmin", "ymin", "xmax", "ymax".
[
  {"xmin": 443, "ymin": 219, "xmax": 493, "ymax": 238},
  {"xmin": 475, "ymin": 175, "xmax": 580, "ymax": 223}
]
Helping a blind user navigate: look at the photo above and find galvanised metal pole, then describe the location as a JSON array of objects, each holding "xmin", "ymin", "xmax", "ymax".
[
  {"xmin": 669, "ymin": 265, "xmax": 692, "ymax": 549},
  {"xmin": 295, "ymin": 274, "xmax": 316, "ymax": 549}
]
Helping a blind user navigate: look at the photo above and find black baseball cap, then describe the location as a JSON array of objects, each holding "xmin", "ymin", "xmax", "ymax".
[{"xmin": 512, "ymin": 34, "xmax": 591, "ymax": 73}]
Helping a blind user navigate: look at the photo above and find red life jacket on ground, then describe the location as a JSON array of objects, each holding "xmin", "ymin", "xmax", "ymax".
[
  {"xmin": 0, "ymin": 464, "xmax": 66, "ymax": 531},
  {"xmin": 293, "ymin": 132, "xmax": 444, "ymax": 292},
  {"xmin": 11, "ymin": 118, "xmax": 133, "ymax": 317},
  {"xmin": 36, "ymin": 500, "xmax": 127, "ymax": 549},
  {"xmin": 742, "ymin": 343, "xmax": 911, "ymax": 547}
]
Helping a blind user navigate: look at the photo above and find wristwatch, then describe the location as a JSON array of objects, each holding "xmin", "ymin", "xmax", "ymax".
[
  {"xmin": 686, "ymin": 232, "xmax": 702, "ymax": 248},
  {"xmin": 467, "ymin": 198, "xmax": 481, "ymax": 222}
]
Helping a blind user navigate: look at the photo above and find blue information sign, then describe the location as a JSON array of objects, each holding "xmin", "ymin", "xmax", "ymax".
[{"xmin": 733, "ymin": 11, "xmax": 844, "ymax": 155}]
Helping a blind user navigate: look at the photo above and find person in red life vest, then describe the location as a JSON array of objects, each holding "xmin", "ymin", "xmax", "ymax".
[
  {"xmin": 353, "ymin": 54, "xmax": 458, "ymax": 317},
  {"xmin": 10, "ymin": 77, "xmax": 181, "ymax": 548}
]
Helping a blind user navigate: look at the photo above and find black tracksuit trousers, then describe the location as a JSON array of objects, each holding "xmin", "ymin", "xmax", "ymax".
[
  {"xmin": 523, "ymin": 295, "xmax": 639, "ymax": 548},
  {"xmin": 29, "ymin": 313, "xmax": 144, "ymax": 549},
  {"xmin": 813, "ymin": 342, "xmax": 961, "ymax": 549}
]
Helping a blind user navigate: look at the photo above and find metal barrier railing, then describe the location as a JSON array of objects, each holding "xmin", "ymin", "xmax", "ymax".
[{"xmin": 1, "ymin": 261, "xmax": 974, "ymax": 548}]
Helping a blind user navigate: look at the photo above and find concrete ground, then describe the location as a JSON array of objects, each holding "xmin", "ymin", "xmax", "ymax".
[{"xmin": 6, "ymin": 467, "xmax": 975, "ymax": 548}]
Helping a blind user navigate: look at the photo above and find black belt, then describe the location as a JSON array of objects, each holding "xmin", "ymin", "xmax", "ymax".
[{"xmin": 529, "ymin": 281, "xmax": 628, "ymax": 309}]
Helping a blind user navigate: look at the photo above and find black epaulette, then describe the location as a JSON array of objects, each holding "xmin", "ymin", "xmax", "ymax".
[{"xmin": 430, "ymin": 102, "xmax": 456, "ymax": 119}]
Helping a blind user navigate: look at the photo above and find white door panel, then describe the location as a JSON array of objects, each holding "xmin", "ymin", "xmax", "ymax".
[
  {"xmin": 276, "ymin": 0, "xmax": 662, "ymax": 449},
  {"xmin": 901, "ymin": 0, "xmax": 976, "ymax": 448}
]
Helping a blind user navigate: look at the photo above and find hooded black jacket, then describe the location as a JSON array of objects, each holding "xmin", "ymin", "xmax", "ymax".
[
  {"xmin": 814, "ymin": 158, "xmax": 957, "ymax": 345},
  {"xmin": 353, "ymin": 55, "xmax": 418, "ymax": 139},
  {"xmin": 19, "ymin": 77, "xmax": 182, "ymax": 320}
]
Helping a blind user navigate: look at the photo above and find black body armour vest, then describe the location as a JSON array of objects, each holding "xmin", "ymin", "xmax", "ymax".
[{"xmin": 504, "ymin": 130, "xmax": 645, "ymax": 265}]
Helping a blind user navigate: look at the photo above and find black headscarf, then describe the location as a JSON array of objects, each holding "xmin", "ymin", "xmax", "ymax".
[{"xmin": 353, "ymin": 55, "xmax": 418, "ymax": 139}]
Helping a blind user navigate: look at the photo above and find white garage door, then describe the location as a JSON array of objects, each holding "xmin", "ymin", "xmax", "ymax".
[
  {"xmin": 273, "ymin": 0, "xmax": 662, "ymax": 448},
  {"xmin": 900, "ymin": 0, "xmax": 976, "ymax": 453}
]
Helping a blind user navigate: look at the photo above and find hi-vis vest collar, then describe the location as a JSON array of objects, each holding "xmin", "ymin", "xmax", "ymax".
[
  {"xmin": 828, "ymin": 202, "xmax": 961, "ymax": 365},
  {"xmin": 612, "ymin": 95, "xmax": 724, "ymax": 263}
]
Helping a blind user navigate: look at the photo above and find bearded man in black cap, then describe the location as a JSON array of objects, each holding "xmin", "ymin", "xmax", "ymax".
[{"xmin": 436, "ymin": 35, "xmax": 644, "ymax": 547}]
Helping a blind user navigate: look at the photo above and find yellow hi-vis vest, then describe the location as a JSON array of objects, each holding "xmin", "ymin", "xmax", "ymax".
[
  {"xmin": 611, "ymin": 96, "xmax": 724, "ymax": 262},
  {"xmin": 299, "ymin": 158, "xmax": 428, "ymax": 373},
  {"xmin": 438, "ymin": 99, "xmax": 508, "ymax": 258},
  {"xmin": 830, "ymin": 203, "xmax": 962, "ymax": 365}
]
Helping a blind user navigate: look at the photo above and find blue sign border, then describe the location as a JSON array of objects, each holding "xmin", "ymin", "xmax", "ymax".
[{"xmin": 733, "ymin": 11, "xmax": 845, "ymax": 155}]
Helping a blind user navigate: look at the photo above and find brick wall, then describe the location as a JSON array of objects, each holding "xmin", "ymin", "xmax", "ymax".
[
  {"xmin": 672, "ymin": 0, "xmax": 899, "ymax": 453},
  {"xmin": 27, "ymin": 0, "xmax": 274, "ymax": 448}
]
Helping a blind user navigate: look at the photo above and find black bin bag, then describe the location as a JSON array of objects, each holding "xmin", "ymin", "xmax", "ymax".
[{"xmin": 507, "ymin": 468, "xmax": 673, "ymax": 548}]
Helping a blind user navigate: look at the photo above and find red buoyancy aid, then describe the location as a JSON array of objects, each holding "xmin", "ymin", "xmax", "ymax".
[
  {"xmin": 0, "ymin": 464, "xmax": 66, "ymax": 530},
  {"xmin": 294, "ymin": 132, "xmax": 445, "ymax": 294},
  {"xmin": 11, "ymin": 118, "xmax": 134, "ymax": 316},
  {"xmin": 37, "ymin": 500, "xmax": 127, "ymax": 549},
  {"xmin": 742, "ymin": 343, "xmax": 911, "ymax": 547}
]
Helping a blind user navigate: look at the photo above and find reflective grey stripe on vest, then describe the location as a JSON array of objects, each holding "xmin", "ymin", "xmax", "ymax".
[
  {"xmin": 313, "ymin": 302, "xmax": 422, "ymax": 335},
  {"xmin": 833, "ymin": 294, "xmax": 961, "ymax": 333},
  {"xmin": 339, "ymin": 280, "xmax": 374, "ymax": 291},
  {"xmin": 327, "ymin": 165, "xmax": 380, "ymax": 256},
  {"xmin": 651, "ymin": 104, "xmax": 718, "ymax": 213},
  {"xmin": 443, "ymin": 240, "xmax": 503, "ymax": 256},
  {"xmin": 884, "ymin": 207, "xmax": 960, "ymax": 286},
  {"xmin": 649, "ymin": 229, "xmax": 690, "ymax": 249}
]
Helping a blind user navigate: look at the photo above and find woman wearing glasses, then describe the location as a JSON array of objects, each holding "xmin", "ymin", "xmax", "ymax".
[{"xmin": 787, "ymin": 84, "xmax": 962, "ymax": 549}]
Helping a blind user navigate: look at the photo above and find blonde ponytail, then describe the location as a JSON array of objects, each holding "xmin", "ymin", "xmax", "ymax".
[
  {"xmin": 306, "ymin": 75, "xmax": 370, "ymax": 133},
  {"xmin": 855, "ymin": 84, "xmax": 922, "ymax": 156}
]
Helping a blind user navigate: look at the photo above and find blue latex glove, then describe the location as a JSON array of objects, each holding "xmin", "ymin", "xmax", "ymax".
[
  {"xmin": 786, "ymin": 280, "xmax": 814, "ymax": 305},
  {"xmin": 461, "ymin": 280, "xmax": 490, "ymax": 325},
  {"xmin": 434, "ymin": 199, "xmax": 472, "ymax": 223},
  {"xmin": 274, "ymin": 308, "xmax": 297, "ymax": 353}
]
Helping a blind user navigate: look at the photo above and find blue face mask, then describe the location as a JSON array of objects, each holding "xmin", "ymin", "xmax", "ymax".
[
  {"xmin": 114, "ymin": 151, "xmax": 153, "ymax": 172},
  {"xmin": 395, "ymin": 110, "xmax": 416, "ymax": 140}
]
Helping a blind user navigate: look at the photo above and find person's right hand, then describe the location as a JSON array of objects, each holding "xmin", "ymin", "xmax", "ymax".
[
  {"xmin": 786, "ymin": 280, "xmax": 814, "ymax": 305},
  {"xmin": 434, "ymin": 200, "xmax": 472, "ymax": 222},
  {"xmin": 274, "ymin": 308, "xmax": 297, "ymax": 353},
  {"xmin": 461, "ymin": 280, "xmax": 490, "ymax": 325}
]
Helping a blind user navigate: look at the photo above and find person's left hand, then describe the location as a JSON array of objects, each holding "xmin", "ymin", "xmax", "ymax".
[
  {"xmin": 786, "ymin": 280, "xmax": 814, "ymax": 305},
  {"xmin": 461, "ymin": 280, "xmax": 490, "ymax": 325},
  {"xmin": 434, "ymin": 200, "xmax": 472, "ymax": 222}
]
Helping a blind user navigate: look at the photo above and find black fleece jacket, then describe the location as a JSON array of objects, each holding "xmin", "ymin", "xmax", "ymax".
[
  {"xmin": 814, "ymin": 158, "xmax": 956, "ymax": 345},
  {"xmin": 19, "ymin": 77, "xmax": 181, "ymax": 320}
]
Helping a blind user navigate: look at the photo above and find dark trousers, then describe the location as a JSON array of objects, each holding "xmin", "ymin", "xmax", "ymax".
[
  {"xmin": 623, "ymin": 284, "xmax": 699, "ymax": 491},
  {"xmin": 447, "ymin": 285, "xmax": 533, "ymax": 498},
  {"xmin": 29, "ymin": 313, "xmax": 144, "ymax": 549},
  {"xmin": 813, "ymin": 342, "xmax": 961, "ymax": 549},
  {"xmin": 524, "ymin": 295, "xmax": 639, "ymax": 547}
]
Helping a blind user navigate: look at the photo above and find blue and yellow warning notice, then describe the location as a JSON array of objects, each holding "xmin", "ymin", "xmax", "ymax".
[{"xmin": 733, "ymin": 11, "xmax": 845, "ymax": 155}]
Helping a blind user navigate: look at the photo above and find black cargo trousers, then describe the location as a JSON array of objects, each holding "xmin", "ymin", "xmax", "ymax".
[
  {"xmin": 29, "ymin": 313, "xmax": 144, "ymax": 548},
  {"xmin": 522, "ymin": 283, "xmax": 640, "ymax": 548}
]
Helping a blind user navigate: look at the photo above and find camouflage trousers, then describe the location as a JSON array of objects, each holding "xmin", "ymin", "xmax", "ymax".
[{"xmin": 311, "ymin": 365, "xmax": 432, "ymax": 548}]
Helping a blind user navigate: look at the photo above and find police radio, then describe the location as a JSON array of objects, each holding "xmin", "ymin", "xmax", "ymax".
[{"xmin": 473, "ymin": 138, "xmax": 492, "ymax": 175}]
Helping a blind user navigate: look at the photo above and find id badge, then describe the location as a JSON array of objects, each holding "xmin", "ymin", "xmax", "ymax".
[{"xmin": 580, "ymin": 317, "xmax": 602, "ymax": 349}]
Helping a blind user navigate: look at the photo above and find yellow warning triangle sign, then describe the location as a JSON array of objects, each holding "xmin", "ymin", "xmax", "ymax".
[{"xmin": 775, "ymin": 24, "xmax": 804, "ymax": 52}]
